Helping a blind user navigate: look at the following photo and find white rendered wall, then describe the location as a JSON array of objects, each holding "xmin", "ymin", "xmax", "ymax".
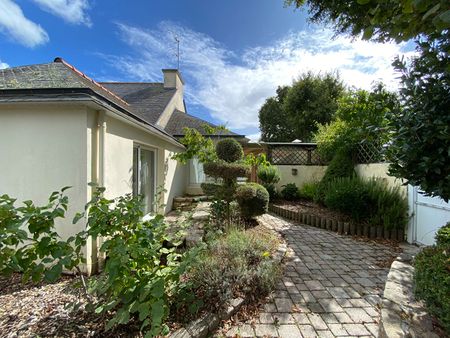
[
  {"xmin": 274, "ymin": 163, "xmax": 405, "ymax": 194},
  {"xmin": 275, "ymin": 165, "xmax": 328, "ymax": 190},
  {"xmin": 0, "ymin": 104, "xmax": 90, "ymax": 265},
  {"xmin": 103, "ymin": 114, "xmax": 187, "ymax": 213}
]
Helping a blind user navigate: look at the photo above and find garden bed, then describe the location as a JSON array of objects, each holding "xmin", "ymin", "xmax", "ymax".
[
  {"xmin": 0, "ymin": 274, "xmax": 144, "ymax": 338},
  {"xmin": 270, "ymin": 200, "xmax": 405, "ymax": 241},
  {"xmin": 0, "ymin": 224, "xmax": 285, "ymax": 338}
]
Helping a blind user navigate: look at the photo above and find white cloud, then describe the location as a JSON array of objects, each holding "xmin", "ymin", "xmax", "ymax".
[
  {"xmin": 246, "ymin": 132, "xmax": 261, "ymax": 142},
  {"xmin": 0, "ymin": 0, "xmax": 49, "ymax": 47},
  {"xmin": 0, "ymin": 59, "xmax": 9, "ymax": 69},
  {"xmin": 111, "ymin": 21, "xmax": 414, "ymax": 131},
  {"xmin": 31, "ymin": 0, "xmax": 91, "ymax": 26}
]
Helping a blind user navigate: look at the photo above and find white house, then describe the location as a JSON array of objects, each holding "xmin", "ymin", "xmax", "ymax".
[{"xmin": 0, "ymin": 57, "xmax": 245, "ymax": 273}]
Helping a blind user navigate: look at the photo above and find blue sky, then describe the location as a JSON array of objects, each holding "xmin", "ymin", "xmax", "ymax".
[{"xmin": 0, "ymin": 0, "xmax": 415, "ymax": 139}]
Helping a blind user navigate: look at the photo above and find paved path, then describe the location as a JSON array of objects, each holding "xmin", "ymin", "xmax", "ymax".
[{"xmin": 224, "ymin": 214, "xmax": 399, "ymax": 338}]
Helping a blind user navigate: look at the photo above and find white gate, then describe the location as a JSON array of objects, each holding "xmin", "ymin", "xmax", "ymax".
[{"xmin": 408, "ymin": 186, "xmax": 450, "ymax": 246}]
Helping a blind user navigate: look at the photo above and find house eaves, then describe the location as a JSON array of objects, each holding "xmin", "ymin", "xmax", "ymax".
[{"xmin": 0, "ymin": 88, "xmax": 185, "ymax": 149}]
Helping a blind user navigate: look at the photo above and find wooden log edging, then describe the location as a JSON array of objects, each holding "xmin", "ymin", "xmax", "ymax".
[{"xmin": 268, "ymin": 204, "xmax": 405, "ymax": 242}]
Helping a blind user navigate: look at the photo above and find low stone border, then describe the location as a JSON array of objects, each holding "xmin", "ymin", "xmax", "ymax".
[
  {"xmin": 168, "ymin": 235, "xmax": 288, "ymax": 338},
  {"xmin": 378, "ymin": 245, "xmax": 440, "ymax": 338},
  {"xmin": 269, "ymin": 203, "xmax": 405, "ymax": 241}
]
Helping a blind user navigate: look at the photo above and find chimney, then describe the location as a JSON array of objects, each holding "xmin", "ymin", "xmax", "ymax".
[{"xmin": 162, "ymin": 69, "xmax": 184, "ymax": 90}]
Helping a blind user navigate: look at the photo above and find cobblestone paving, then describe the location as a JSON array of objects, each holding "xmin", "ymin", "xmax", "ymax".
[{"xmin": 224, "ymin": 214, "xmax": 398, "ymax": 338}]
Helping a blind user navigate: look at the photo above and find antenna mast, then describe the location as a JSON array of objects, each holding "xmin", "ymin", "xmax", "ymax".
[{"xmin": 174, "ymin": 36, "xmax": 180, "ymax": 70}]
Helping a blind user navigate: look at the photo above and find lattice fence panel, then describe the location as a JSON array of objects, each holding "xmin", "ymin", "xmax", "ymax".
[
  {"xmin": 268, "ymin": 145, "xmax": 326, "ymax": 165},
  {"xmin": 356, "ymin": 142, "xmax": 386, "ymax": 164}
]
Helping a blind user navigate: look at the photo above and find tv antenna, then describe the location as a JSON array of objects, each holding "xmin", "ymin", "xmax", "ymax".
[{"xmin": 174, "ymin": 36, "xmax": 180, "ymax": 70}]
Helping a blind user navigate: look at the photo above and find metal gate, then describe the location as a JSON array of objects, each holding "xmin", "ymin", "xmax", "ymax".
[{"xmin": 408, "ymin": 186, "xmax": 450, "ymax": 246}]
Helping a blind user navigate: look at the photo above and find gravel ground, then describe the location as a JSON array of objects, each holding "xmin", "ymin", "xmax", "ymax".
[{"xmin": 0, "ymin": 274, "xmax": 142, "ymax": 338}]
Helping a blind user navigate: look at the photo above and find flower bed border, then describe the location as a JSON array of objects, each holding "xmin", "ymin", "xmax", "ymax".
[
  {"xmin": 168, "ymin": 233, "xmax": 287, "ymax": 338},
  {"xmin": 269, "ymin": 204, "xmax": 405, "ymax": 242}
]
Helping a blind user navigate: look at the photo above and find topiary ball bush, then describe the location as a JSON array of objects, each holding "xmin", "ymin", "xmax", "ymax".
[
  {"xmin": 203, "ymin": 161, "xmax": 250, "ymax": 180},
  {"xmin": 236, "ymin": 183, "xmax": 269, "ymax": 220},
  {"xmin": 216, "ymin": 138, "xmax": 244, "ymax": 163}
]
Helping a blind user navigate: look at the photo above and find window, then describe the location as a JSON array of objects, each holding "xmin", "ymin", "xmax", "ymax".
[{"xmin": 133, "ymin": 145, "xmax": 156, "ymax": 214}]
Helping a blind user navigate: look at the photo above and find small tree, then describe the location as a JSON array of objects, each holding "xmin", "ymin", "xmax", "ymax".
[{"xmin": 201, "ymin": 139, "xmax": 250, "ymax": 225}]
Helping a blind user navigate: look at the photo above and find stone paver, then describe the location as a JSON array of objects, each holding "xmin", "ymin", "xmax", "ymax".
[{"xmin": 224, "ymin": 214, "xmax": 398, "ymax": 337}]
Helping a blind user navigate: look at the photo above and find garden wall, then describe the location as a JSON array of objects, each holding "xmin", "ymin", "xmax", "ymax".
[{"xmin": 275, "ymin": 163, "xmax": 407, "ymax": 196}]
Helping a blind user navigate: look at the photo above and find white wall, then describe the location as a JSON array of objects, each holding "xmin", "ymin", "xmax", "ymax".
[
  {"xmin": 0, "ymin": 103, "xmax": 89, "ymax": 260},
  {"xmin": 102, "ymin": 113, "xmax": 187, "ymax": 213},
  {"xmin": 275, "ymin": 165, "xmax": 327, "ymax": 190},
  {"xmin": 355, "ymin": 163, "xmax": 407, "ymax": 196},
  {"xmin": 274, "ymin": 163, "xmax": 406, "ymax": 193}
]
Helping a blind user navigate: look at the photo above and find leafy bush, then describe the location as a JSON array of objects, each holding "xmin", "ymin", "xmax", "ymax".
[
  {"xmin": 314, "ymin": 84, "xmax": 396, "ymax": 162},
  {"xmin": 264, "ymin": 184, "xmax": 279, "ymax": 201},
  {"xmin": 436, "ymin": 222, "xmax": 450, "ymax": 247},
  {"xmin": 322, "ymin": 177, "xmax": 408, "ymax": 229},
  {"xmin": 257, "ymin": 165, "xmax": 281, "ymax": 185},
  {"xmin": 281, "ymin": 183, "xmax": 299, "ymax": 201},
  {"xmin": 315, "ymin": 148, "xmax": 355, "ymax": 203},
  {"xmin": 298, "ymin": 182, "xmax": 319, "ymax": 201},
  {"xmin": 323, "ymin": 177, "xmax": 372, "ymax": 222},
  {"xmin": 414, "ymin": 246, "xmax": 450, "ymax": 333},
  {"xmin": 0, "ymin": 188, "xmax": 83, "ymax": 282},
  {"xmin": 236, "ymin": 183, "xmax": 269, "ymax": 220},
  {"xmin": 203, "ymin": 161, "xmax": 250, "ymax": 180},
  {"xmin": 215, "ymin": 138, "xmax": 243, "ymax": 163},
  {"xmin": 75, "ymin": 189, "xmax": 196, "ymax": 336},
  {"xmin": 186, "ymin": 227, "xmax": 281, "ymax": 308}
]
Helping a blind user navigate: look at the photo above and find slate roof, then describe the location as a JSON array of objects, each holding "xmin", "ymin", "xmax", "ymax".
[
  {"xmin": 165, "ymin": 110, "xmax": 245, "ymax": 138},
  {"xmin": 0, "ymin": 58, "xmax": 246, "ymax": 141},
  {"xmin": 0, "ymin": 59, "xmax": 130, "ymax": 111},
  {"xmin": 0, "ymin": 59, "xmax": 182, "ymax": 146},
  {"xmin": 100, "ymin": 82, "xmax": 176, "ymax": 125}
]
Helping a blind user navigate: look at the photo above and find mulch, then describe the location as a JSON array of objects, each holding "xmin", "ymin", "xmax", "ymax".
[
  {"xmin": 273, "ymin": 199, "xmax": 352, "ymax": 222},
  {"xmin": 0, "ymin": 274, "xmax": 142, "ymax": 338}
]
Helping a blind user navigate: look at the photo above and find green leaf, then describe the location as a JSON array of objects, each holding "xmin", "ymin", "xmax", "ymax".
[
  {"xmin": 356, "ymin": 0, "xmax": 370, "ymax": 4},
  {"xmin": 151, "ymin": 279, "xmax": 165, "ymax": 298},
  {"xmin": 44, "ymin": 263, "xmax": 62, "ymax": 283},
  {"xmin": 138, "ymin": 302, "xmax": 150, "ymax": 321}
]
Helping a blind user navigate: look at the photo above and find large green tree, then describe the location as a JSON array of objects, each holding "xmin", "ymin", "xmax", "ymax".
[
  {"xmin": 285, "ymin": 0, "xmax": 449, "ymax": 43},
  {"xmin": 286, "ymin": 0, "xmax": 450, "ymax": 200},
  {"xmin": 259, "ymin": 72, "xmax": 344, "ymax": 142},
  {"xmin": 315, "ymin": 83, "xmax": 399, "ymax": 161}
]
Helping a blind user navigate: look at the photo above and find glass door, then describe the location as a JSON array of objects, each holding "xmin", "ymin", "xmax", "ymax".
[{"xmin": 133, "ymin": 145, "xmax": 156, "ymax": 214}]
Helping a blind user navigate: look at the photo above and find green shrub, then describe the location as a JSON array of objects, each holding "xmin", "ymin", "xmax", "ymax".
[
  {"xmin": 264, "ymin": 184, "xmax": 279, "ymax": 201},
  {"xmin": 281, "ymin": 183, "xmax": 299, "ymax": 201},
  {"xmin": 203, "ymin": 161, "xmax": 250, "ymax": 180},
  {"xmin": 215, "ymin": 138, "xmax": 243, "ymax": 162},
  {"xmin": 315, "ymin": 148, "xmax": 355, "ymax": 203},
  {"xmin": 257, "ymin": 165, "xmax": 281, "ymax": 185},
  {"xmin": 0, "ymin": 188, "xmax": 83, "ymax": 282},
  {"xmin": 436, "ymin": 222, "xmax": 450, "ymax": 247},
  {"xmin": 414, "ymin": 246, "xmax": 450, "ymax": 333},
  {"xmin": 323, "ymin": 177, "xmax": 371, "ymax": 222},
  {"xmin": 322, "ymin": 177, "xmax": 408, "ymax": 229},
  {"xmin": 236, "ymin": 183, "xmax": 269, "ymax": 220},
  {"xmin": 187, "ymin": 228, "xmax": 281, "ymax": 308},
  {"xmin": 298, "ymin": 182, "xmax": 319, "ymax": 201},
  {"xmin": 200, "ymin": 182, "xmax": 221, "ymax": 196}
]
